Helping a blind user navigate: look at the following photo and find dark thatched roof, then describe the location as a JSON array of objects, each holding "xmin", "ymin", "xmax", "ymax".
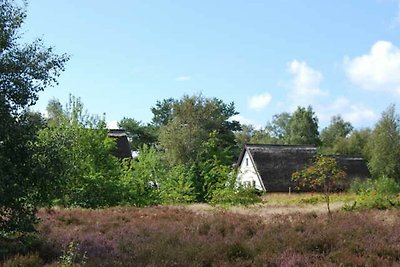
[
  {"xmin": 238, "ymin": 144, "xmax": 370, "ymax": 192},
  {"xmin": 108, "ymin": 129, "xmax": 132, "ymax": 159},
  {"xmin": 331, "ymin": 155, "xmax": 371, "ymax": 188}
]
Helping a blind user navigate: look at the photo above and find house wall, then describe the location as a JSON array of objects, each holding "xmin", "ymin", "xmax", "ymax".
[{"xmin": 237, "ymin": 151, "xmax": 264, "ymax": 191}]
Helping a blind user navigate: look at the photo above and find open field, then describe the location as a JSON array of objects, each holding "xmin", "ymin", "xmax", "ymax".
[
  {"xmin": 2, "ymin": 193, "xmax": 400, "ymax": 267},
  {"xmin": 187, "ymin": 193, "xmax": 358, "ymax": 218}
]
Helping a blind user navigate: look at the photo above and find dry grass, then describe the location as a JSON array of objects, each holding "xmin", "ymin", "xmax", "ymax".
[{"xmin": 185, "ymin": 193, "xmax": 356, "ymax": 218}]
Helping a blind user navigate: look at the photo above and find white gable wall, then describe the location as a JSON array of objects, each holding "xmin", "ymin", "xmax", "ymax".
[{"xmin": 236, "ymin": 150, "xmax": 265, "ymax": 191}]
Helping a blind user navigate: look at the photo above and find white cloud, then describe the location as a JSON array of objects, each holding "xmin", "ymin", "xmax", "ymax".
[
  {"xmin": 175, "ymin": 75, "xmax": 192, "ymax": 81},
  {"xmin": 248, "ymin": 92, "xmax": 272, "ymax": 111},
  {"xmin": 229, "ymin": 114, "xmax": 263, "ymax": 130},
  {"xmin": 107, "ymin": 120, "xmax": 119, "ymax": 129},
  {"xmin": 344, "ymin": 41, "xmax": 400, "ymax": 95},
  {"xmin": 316, "ymin": 97, "xmax": 378, "ymax": 126},
  {"xmin": 287, "ymin": 60, "xmax": 327, "ymax": 106}
]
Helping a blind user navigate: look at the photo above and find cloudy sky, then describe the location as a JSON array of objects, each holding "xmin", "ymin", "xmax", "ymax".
[{"xmin": 24, "ymin": 1, "xmax": 400, "ymax": 129}]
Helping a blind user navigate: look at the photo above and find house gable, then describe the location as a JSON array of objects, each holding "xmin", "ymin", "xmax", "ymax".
[{"xmin": 237, "ymin": 150, "xmax": 265, "ymax": 191}]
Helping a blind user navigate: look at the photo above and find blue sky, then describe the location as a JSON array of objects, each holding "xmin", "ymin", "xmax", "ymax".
[{"xmin": 24, "ymin": 0, "xmax": 400, "ymax": 129}]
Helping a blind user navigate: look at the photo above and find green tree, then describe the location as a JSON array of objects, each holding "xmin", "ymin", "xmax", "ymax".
[
  {"xmin": 320, "ymin": 115, "xmax": 353, "ymax": 153},
  {"xmin": 46, "ymin": 98, "xmax": 64, "ymax": 126},
  {"xmin": 0, "ymin": 0, "xmax": 68, "ymax": 234},
  {"xmin": 118, "ymin": 117, "xmax": 158, "ymax": 150},
  {"xmin": 158, "ymin": 94, "xmax": 240, "ymax": 166},
  {"xmin": 265, "ymin": 112, "xmax": 291, "ymax": 143},
  {"xmin": 151, "ymin": 98, "xmax": 177, "ymax": 127},
  {"xmin": 286, "ymin": 106, "xmax": 320, "ymax": 146},
  {"xmin": 331, "ymin": 128, "xmax": 371, "ymax": 156},
  {"xmin": 366, "ymin": 105, "xmax": 400, "ymax": 181},
  {"xmin": 234, "ymin": 124, "xmax": 255, "ymax": 149},
  {"xmin": 292, "ymin": 156, "xmax": 346, "ymax": 214},
  {"xmin": 37, "ymin": 96, "xmax": 123, "ymax": 208},
  {"xmin": 159, "ymin": 165, "xmax": 196, "ymax": 204},
  {"xmin": 120, "ymin": 145, "xmax": 164, "ymax": 206},
  {"xmin": 249, "ymin": 129, "xmax": 275, "ymax": 144}
]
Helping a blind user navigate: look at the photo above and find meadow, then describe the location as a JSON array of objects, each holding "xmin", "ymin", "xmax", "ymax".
[{"xmin": 3, "ymin": 193, "xmax": 400, "ymax": 267}]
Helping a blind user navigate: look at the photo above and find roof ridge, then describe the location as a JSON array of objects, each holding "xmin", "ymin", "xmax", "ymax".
[{"xmin": 245, "ymin": 143, "xmax": 316, "ymax": 148}]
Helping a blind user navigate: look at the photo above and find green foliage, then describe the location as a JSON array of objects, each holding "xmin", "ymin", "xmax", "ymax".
[
  {"xmin": 250, "ymin": 129, "xmax": 275, "ymax": 144},
  {"xmin": 330, "ymin": 128, "xmax": 371, "ymax": 156},
  {"xmin": 366, "ymin": 105, "xmax": 400, "ymax": 182},
  {"xmin": 320, "ymin": 115, "xmax": 353, "ymax": 153},
  {"xmin": 158, "ymin": 94, "xmax": 240, "ymax": 166},
  {"xmin": 151, "ymin": 98, "xmax": 177, "ymax": 127},
  {"xmin": 234, "ymin": 124, "xmax": 255, "ymax": 148},
  {"xmin": 346, "ymin": 176, "xmax": 400, "ymax": 210},
  {"xmin": 36, "ymin": 96, "xmax": 123, "ymax": 208},
  {"xmin": 265, "ymin": 112, "xmax": 291, "ymax": 142},
  {"xmin": 59, "ymin": 241, "xmax": 87, "ymax": 267},
  {"xmin": 287, "ymin": 106, "xmax": 320, "ymax": 145},
  {"xmin": 120, "ymin": 145, "xmax": 163, "ymax": 206},
  {"xmin": 191, "ymin": 131, "xmax": 237, "ymax": 201},
  {"xmin": 209, "ymin": 186, "xmax": 261, "ymax": 206},
  {"xmin": 0, "ymin": 0, "xmax": 68, "ymax": 234},
  {"xmin": 159, "ymin": 165, "xmax": 196, "ymax": 204},
  {"xmin": 292, "ymin": 156, "xmax": 346, "ymax": 214},
  {"xmin": 118, "ymin": 117, "xmax": 158, "ymax": 150}
]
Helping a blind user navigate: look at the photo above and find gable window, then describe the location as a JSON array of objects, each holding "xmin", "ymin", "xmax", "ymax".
[{"xmin": 246, "ymin": 158, "xmax": 249, "ymax": 166}]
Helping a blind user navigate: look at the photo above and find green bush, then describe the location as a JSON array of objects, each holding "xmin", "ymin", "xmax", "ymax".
[
  {"xmin": 159, "ymin": 165, "xmax": 197, "ymax": 204},
  {"xmin": 120, "ymin": 145, "xmax": 163, "ymax": 206},
  {"xmin": 346, "ymin": 176, "xmax": 400, "ymax": 210},
  {"xmin": 209, "ymin": 186, "xmax": 261, "ymax": 206}
]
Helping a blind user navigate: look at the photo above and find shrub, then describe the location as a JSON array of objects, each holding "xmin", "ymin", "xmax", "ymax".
[
  {"xmin": 33, "ymin": 207, "xmax": 400, "ymax": 266},
  {"xmin": 2, "ymin": 253, "xmax": 43, "ymax": 267},
  {"xmin": 292, "ymin": 156, "xmax": 346, "ymax": 214},
  {"xmin": 120, "ymin": 145, "xmax": 164, "ymax": 206},
  {"xmin": 209, "ymin": 186, "xmax": 261, "ymax": 206},
  {"xmin": 159, "ymin": 165, "xmax": 197, "ymax": 204},
  {"xmin": 346, "ymin": 176, "xmax": 400, "ymax": 210}
]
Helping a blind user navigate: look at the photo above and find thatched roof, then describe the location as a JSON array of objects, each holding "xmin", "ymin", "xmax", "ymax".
[
  {"xmin": 238, "ymin": 144, "xmax": 370, "ymax": 192},
  {"xmin": 108, "ymin": 129, "xmax": 132, "ymax": 159},
  {"xmin": 331, "ymin": 155, "xmax": 371, "ymax": 189}
]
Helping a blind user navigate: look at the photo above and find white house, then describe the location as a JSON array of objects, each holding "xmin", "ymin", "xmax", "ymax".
[{"xmin": 236, "ymin": 144, "xmax": 370, "ymax": 192}]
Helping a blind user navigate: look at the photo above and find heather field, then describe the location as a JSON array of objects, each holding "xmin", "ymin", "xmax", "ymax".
[{"xmin": 3, "ymin": 199, "xmax": 400, "ymax": 267}]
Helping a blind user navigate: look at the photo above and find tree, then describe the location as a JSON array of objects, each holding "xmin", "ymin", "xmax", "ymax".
[
  {"xmin": 331, "ymin": 128, "xmax": 371, "ymax": 156},
  {"xmin": 320, "ymin": 115, "xmax": 353, "ymax": 153},
  {"xmin": 158, "ymin": 94, "xmax": 240, "ymax": 166},
  {"xmin": 366, "ymin": 105, "xmax": 400, "ymax": 181},
  {"xmin": 234, "ymin": 124, "xmax": 255, "ymax": 149},
  {"xmin": 292, "ymin": 156, "xmax": 346, "ymax": 215},
  {"xmin": 265, "ymin": 112, "xmax": 291, "ymax": 143},
  {"xmin": 118, "ymin": 117, "xmax": 158, "ymax": 150},
  {"xmin": 286, "ymin": 106, "xmax": 320, "ymax": 146},
  {"xmin": 46, "ymin": 98, "xmax": 64, "ymax": 126},
  {"xmin": 249, "ymin": 129, "xmax": 275, "ymax": 144},
  {"xmin": 151, "ymin": 98, "xmax": 177, "ymax": 127},
  {"xmin": 37, "ymin": 96, "xmax": 123, "ymax": 208},
  {"xmin": 0, "ymin": 0, "xmax": 68, "ymax": 234},
  {"xmin": 120, "ymin": 145, "xmax": 164, "ymax": 206}
]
